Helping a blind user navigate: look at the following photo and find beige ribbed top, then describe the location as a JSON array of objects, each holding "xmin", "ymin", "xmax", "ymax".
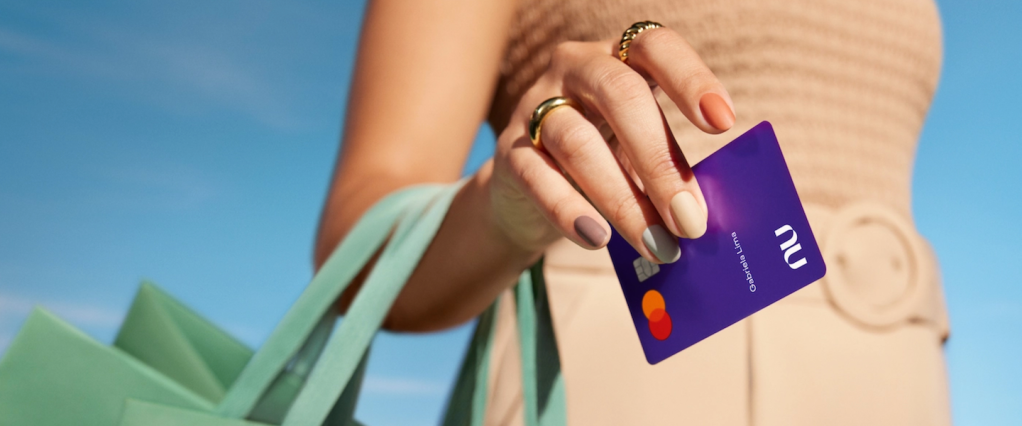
[{"xmin": 489, "ymin": 0, "xmax": 943, "ymax": 221}]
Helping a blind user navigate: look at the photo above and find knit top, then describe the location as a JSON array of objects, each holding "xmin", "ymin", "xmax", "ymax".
[{"xmin": 488, "ymin": 0, "xmax": 943, "ymax": 221}]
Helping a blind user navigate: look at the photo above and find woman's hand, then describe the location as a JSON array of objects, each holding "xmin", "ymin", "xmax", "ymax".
[
  {"xmin": 489, "ymin": 28, "xmax": 736, "ymax": 264},
  {"xmin": 321, "ymin": 10, "xmax": 736, "ymax": 331}
]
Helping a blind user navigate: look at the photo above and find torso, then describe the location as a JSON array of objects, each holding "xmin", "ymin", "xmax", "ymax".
[
  {"xmin": 484, "ymin": 1, "xmax": 949, "ymax": 425},
  {"xmin": 490, "ymin": 0, "xmax": 942, "ymax": 219}
]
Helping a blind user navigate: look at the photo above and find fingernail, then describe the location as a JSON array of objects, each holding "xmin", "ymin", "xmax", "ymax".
[
  {"xmin": 699, "ymin": 93, "xmax": 735, "ymax": 131},
  {"xmin": 574, "ymin": 216, "xmax": 607, "ymax": 248},
  {"xmin": 642, "ymin": 224, "xmax": 681, "ymax": 263},
  {"xmin": 670, "ymin": 191, "xmax": 707, "ymax": 239}
]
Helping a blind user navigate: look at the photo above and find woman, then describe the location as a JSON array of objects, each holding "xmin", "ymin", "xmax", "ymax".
[{"xmin": 316, "ymin": 0, "xmax": 951, "ymax": 424}]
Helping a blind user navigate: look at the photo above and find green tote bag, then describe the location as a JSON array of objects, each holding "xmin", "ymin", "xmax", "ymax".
[{"xmin": 0, "ymin": 183, "xmax": 566, "ymax": 426}]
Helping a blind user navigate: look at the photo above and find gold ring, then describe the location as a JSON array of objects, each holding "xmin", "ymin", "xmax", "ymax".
[
  {"xmin": 529, "ymin": 97, "xmax": 582, "ymax": 151},
  {"xmin": 618, "ymin": 21, "xmax": 663, "ymax": 63}
]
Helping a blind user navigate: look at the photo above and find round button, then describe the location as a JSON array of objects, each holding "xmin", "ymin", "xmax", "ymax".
[{"xmin": 821, "ymin": 203, "xmax": 927, "ymax": 328}]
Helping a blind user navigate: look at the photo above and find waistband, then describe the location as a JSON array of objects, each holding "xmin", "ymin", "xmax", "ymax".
[{"xmin": 542, "ymin": 201, "xmax": 949, "ymax": 338}]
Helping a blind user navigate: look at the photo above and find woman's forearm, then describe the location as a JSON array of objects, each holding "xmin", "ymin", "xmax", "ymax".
[
  {"xmin": 386, "ymin": 163, "xmax": 540, "ymax": 331},
  {"xmin": 315, "ymin": 0, "xmax": 520, "ymax": 332},
  {"xmin": 320, "ymin": 0, "xmax": 735, "ymax": 335},
  {"xmin": 318, "ymin": 162, "xmax": 540, "ymax": 332}
]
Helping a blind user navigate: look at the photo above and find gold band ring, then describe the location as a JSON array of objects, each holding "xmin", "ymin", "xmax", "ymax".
[
  {"xmin": 529, "ymin": 97, "xmax": 583, "ymax": 151},
  {"xmin": 618, "ymin": 21, "xmax": 663, "ymax": 63}
]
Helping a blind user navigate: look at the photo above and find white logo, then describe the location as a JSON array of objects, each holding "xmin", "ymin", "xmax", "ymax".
[
  {"xmin": 633, "ymin": 257, "xmax": 660, "ymax": 282},
  {"xmin": 774, "ymin": 225, "xmax": 807, "ymax": 270}
]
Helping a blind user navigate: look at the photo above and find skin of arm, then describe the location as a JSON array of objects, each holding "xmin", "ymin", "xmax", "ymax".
[
  {"xmin": 318, "ymin": 0, "xmax": 732, "ymax": 333},
  {"xmin": 315, "ymin": 0, "xmax": 532, "ymax": 332}
]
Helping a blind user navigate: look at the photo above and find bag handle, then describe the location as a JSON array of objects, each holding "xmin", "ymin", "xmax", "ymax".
[
  {"xmin": 278, "ymin": 183, "xmax": 567, "ymax": 426},
  {"xmin": 515, "ymin": 259, "xmax": 567, "ymax": 426},
  {"xmin": 280, "ymin": 183, "xmax": 462, "ymax": 425},
  {"xmin": 439, "ymin": 301, "xmax": 499, "ymax": 426},
  {"xmin": 216, "ymin": 184, "xmax": 445, "ymax": 418},
  {"xmin": 222, "ymin": 179, "xmax": 567, "ymax": 426},
  {"xmin": 440, "ymin": 260, "xmax": 567, "ymax": 426}
]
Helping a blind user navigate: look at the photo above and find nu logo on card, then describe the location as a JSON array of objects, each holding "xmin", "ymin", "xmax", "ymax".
[{"xmin": 774, "ymin": 225, "xmax": 808, "ymax": 269}]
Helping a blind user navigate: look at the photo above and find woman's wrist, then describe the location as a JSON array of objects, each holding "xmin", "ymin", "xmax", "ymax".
[
  {"xmin": 382, "ymin": 163, "xmax": 545, "ymax": 331},
  {"xmin": 471, "ymin": 161, "xmax": 547, "ymax": 266}
]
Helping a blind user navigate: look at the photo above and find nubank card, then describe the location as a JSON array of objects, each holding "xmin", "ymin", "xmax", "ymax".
[{"xmin": 608, "ymin": 121, "xmax": 826, "ymax": 364}]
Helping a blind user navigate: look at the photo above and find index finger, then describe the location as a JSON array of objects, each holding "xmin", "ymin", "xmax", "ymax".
[
  {"xmin": 625, "ymin": 27, "xmax": 736, "ymax": 134},
  {"xmin": 559, "ymin": 48, "xmax": 708, "ymax": 240}
]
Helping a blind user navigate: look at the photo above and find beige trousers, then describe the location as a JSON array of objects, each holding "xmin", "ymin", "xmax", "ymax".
[{"xmin": 484, "ymin": 202, "xmax": 952, "ymax": 425}]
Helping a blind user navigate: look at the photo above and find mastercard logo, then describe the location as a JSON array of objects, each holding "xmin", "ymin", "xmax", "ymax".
[{"xmin": 642, "ymin": 290, "xmax": 672, "ymax": 340}]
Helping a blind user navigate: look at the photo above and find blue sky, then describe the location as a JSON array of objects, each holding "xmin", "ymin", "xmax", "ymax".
[{"xmin": 0, "ymin": 1, "xmax": 1018, "ymax": 425}]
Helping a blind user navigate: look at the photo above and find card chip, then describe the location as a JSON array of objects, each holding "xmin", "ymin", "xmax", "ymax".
[{"xmin": 633, "ymin": 257, "xmax": 660, "ymax": 282}]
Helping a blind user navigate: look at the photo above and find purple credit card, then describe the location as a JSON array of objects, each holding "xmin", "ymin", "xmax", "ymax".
[{"xmin": 608, "ymin": 121, "xmax": 826, "ymax": 364}]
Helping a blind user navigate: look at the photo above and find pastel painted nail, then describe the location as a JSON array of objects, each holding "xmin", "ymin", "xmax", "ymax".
[
  {"xmin": 699, "ymin": 93, "xmax": 735, "ymax": 131},
  {"xmin": 642, "ymin": 224, "xmax": 681, "ymax": 263},
  {"xmin": 670, "ymin": 191, "xmax": 707, "ymax": 239},
  {"xmin": 574, "ymin": 216, "xmax": 607, "ymax": 248}
]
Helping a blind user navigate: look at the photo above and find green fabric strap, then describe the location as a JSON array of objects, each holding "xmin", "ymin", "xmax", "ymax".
[
  {"xmin": 439, "ymin": 302, "xmax": 498, "ymax": 426},
  {"xmin": 281, "ymin": 184, "xmax": 461, "ymax": 425},
  {"xmin": 441, "ymin": 259, "xmax": 568, "ymax": 426},
  {"xmin": 221, "ymin": 180, "xmax": 566, "ymax": 425},
  {"xmin": 216, "ymin": 185, "xmax": 443, "ymax": 418},
  {"xmin": 515, "ymin": 259, "xmax": 567, "ymax": 426},
  {"xmin": 0, "ymin": 175, "xmax": 568, "ymax": 425}
]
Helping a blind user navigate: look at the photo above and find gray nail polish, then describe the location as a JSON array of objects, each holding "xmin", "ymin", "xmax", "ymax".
[
  {"xmin": 642, "ymin": 224, "xmax": 681, "ymax": 263},
  {"xmin": 574, "ymin": 216, "xmax": 607, "ymax": 248}
]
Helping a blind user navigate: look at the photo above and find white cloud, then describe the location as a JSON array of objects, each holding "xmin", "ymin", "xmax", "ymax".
[
  {"xmin": 84, "ymin": 163, "xmax": 221, "ymax": 213},
  {"xmin": 0, "ymin": 292, "xmax": 124, "ymax": 329},
  {"xmin": 0, "ymin": 27, "xmax": 128, "ymax": 82},
  {"xmin": 0, "ymin": 27, "xmax": 51, "ymax": 54},
  {"xmin": 0, "ymin": 24, "xmax": 301, "ymax": 129},
  {"xmin": 140, "ymin": 42, "xmax": 301, "ymax": 129},
  {"xmin": 980, "ymin": 300, "xmax": 1022, "ymax": 321},
  {"xmin": 361, "ymin": 375, "xmax": 448, "ymax": 397}
]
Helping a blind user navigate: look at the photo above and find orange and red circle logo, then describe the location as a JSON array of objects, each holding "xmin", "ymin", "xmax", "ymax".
[{"xmin": 642, "ymin": 290, "xmax": 672, "ymax": 340}]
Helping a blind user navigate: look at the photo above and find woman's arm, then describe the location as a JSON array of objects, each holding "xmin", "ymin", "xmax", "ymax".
[
  {"xmin": 315, "ymin": 0, "xmax": 530, "ymax": 331},
  {"xmin": 319, "ymin": 1, "xmax": 735, "ymax": 333}
]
